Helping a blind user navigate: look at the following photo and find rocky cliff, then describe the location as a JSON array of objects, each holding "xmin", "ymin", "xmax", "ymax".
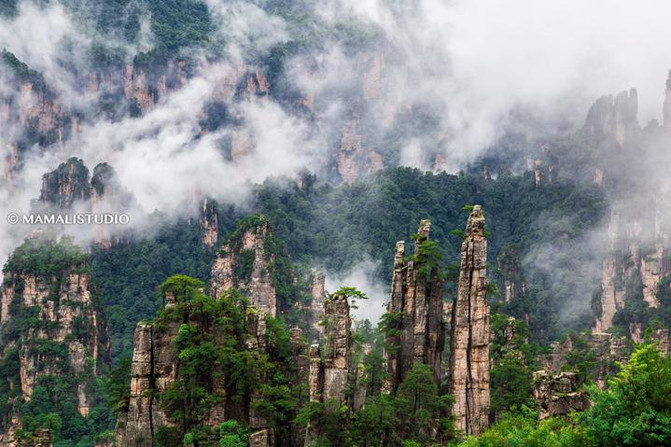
[
  {"xmin": 0, "ymin": 236, "xmax": 110, "ymax": 446},
  {"xmin": 115, "ymin": 278, "xmax": 299, "ymax": 447},
  {"xmin": 449, "ymin": 205, "xmax": 490, "ymax": 436},
  {"xmin": 210, "ymin": 216, "xmax": 278, "ymax": 317},
  {"xmin": 37, "ymin": 158, "xmax": 91, "ymax": 211},
  {"xmin": 199, "ymin": 198, "xmax": 219, "ymax": 249},
  {"xmin": 305, "ymin": 292, "xmax": 353, "ymax": 445},
  {"xmin": 312, "ymin": 292, "xmax": 352, "ymax": 406},
  {"xmin": 384, "ymin": 220, "xmax": 445, "ymax": 392},
  {"xmin": 593, "ymin": 201, "xmax": 671, "ymax": 338},
  {"xmin": 532, "ymin": 371, "xmax": 590, "ymax": 420}
]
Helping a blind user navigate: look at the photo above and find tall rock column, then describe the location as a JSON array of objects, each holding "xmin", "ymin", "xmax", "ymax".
[
  {"xmin": 449, "ymin": 205, "xmax": 490, "ymax": 436},
  {"xmin": 384, "ymin": 220, "xmax": 445, "ymax": 392},
  {"xmin": 305, "ymin": 293, "xmax": 352, "ymax": 445},
  {"xmin": 322, "ymin": 293, "xmax": 352, "ymax": 404}
]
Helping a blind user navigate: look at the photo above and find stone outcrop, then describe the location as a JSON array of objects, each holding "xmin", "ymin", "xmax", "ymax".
[
  {"xmin": 449, "ymin": 205, "xmax": 490, "ymax": 436},
  {"xmin": 594, "ymin": 201, "xmax": 670, "ymax": 335},
  {"xmin": 533, "ymin": 371, "xmax": 590, "ymax": 419},
  {"xmin": 210, "ymin": 217, "xmax": 277, "ymax": 317},
  {"xmin": 583, "ymin": 89, "xmax": 639, "ymax": 149},
  {"xmin": 114, "ymin": 322, "xmax": 176, "ymax": 447},
  {"xmin": 384, "ymin": 220, "xmax": 445, "ymax": 392},
  {"xmin": 314, "ymin": 293, "xmax": 352, "ymax": 405},
  {"xmin": 541, "ymin": 332, "xmax": 628, "ymax": 389},
  {"xmin": 308, "ymin": 273, "xmax": 326, "ymax": 339},
  {"xmin": 0, "ymin": 237, "xmax": 110, "ymax": 444},
  {"xmin": 305, "ymin": 292, "xmax": 352, "ymax": 445},
  {"xmin": 115, "ymin": 296, "xmax": 283, "ymax": 446},
  {"xmin": 199, "ymin": 198, "xmax": 219, "ymax": 249},
  {"xmin": 335, "ymin": 112, "xmax": 384, "ymax": 184},
  {"xmin": 38, "ymin": 158, "xmax": 91, "ymax": 211}
]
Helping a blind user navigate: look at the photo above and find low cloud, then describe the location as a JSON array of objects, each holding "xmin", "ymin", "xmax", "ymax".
[{"xmin": 325, "ymin": 260, "xmax": 388, "ymax": 324}]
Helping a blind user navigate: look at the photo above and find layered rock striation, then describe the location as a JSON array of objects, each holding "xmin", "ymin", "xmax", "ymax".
[
  {"xmin": 384, "ymin": 220, "xmax": 445, "ymax": 392},
  {"xmin": 449, "ymin": 206, "xmax": 490, "ymax": 436},
  {"xmin": 0, "ymin": 237, "xmax": 110, "ymax": 445},
  {"xmin": 210, "ymin": 217, "xmax": 277, "ymax": 317}
]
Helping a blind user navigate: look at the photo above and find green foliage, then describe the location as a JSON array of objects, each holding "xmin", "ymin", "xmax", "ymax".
[
  {"xmin": 413, "ymin": 239, "xmax": 444, "ymax": 279},
  {"xmin": 144, "ymin": 0, "xmax": 212, "ymax": 53},
  {"xmin": 160, "ymin": 274, "xmax": 205, "ymax": 303},
  {"xmin": 106, "ymin": 357, "xmax": 131, "ymax": 411},
  {"xmin": 90, "ymin": 210, "xmax": 238, "ymax": 361},
  {"xmin": 254, "ymin": 167, "xmax": 607, "ymax": 342},
  {"xmin": 1, "ymin": 49, "xmax": 48, "ymax": 92},
  {"xmin": 219, "ymin": 420, "xmax": 248, "ymax": 447},
  {"xmin": 459, "ymin": 408, "xmax": 588, "ymax": 447},
  {"xmin": 153, "ymin": 275, "xmax": 302, "ymax": 445},
  {"xmin": 580, "ymin": 342, "xmax": 671, "ymax": 446},
  {"xmin": 234, "ymin": 248, "xmax": 256, "ymax": 281},
  {"xmin": 3, "ymin": 236, "xmax": 88, "ymax": 276},
  {"xmin": 333, "ymin": 286, "xmax": 368, "ymax": 309},
  {"xmin": 303, "ymin": 362, "xmax": 454, "ymax": 447}
]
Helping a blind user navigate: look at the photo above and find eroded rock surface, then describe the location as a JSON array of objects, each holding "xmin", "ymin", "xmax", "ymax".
[{"xmin": 449, "ymin": 206, "xmax": 490, "ymax": 436}]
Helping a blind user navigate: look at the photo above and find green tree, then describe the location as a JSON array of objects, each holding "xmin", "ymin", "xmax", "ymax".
[{"xmin": 581, "ymin": 342, "xmax": 671, "ymax": 446}]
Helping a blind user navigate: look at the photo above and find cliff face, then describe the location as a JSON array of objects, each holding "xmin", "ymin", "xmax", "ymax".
[
  {"xmin": 320, "ymin": 293, "xmax": 352, "ymax": 405},
  {"xmin": 449, "ymin": 206, "xmax": 490, "ymax": 436},
  {"xmin": 306, "ymin": 292, "xmax": 352, "ymax": 445},
  {"xmin": 583, "ymin": 89, "xmax": 639, "ymax": 150},
  {"xmin": 385, "ymin": 220, "xmax": 445, "ymax": 392},
  {"xmin": 307, "ymin": 292, "xmax": 352, "ymax": 405},
  {"xmin": 210, "ymin": 218, "xmax": 277, "ymax": 317},
  {"xmin": 0, "ymin": 238, "xmax": 110, "ymax": 445},
  {"xmin": 199, "ymin": 198, "xmax": 219, "ymax": 249},
  {"xmin": 335, "ymin": 112, "xmax": 385, "ymax": 185},
  {"xmin": 38, "ymin": 158, "xmax": 91, "ymax": 211},
  {"xmin": 117, "ymin": 218, "xmax": 309, "ymax": 447},
  {"xmin": 307, "ymin": 273, "xmax": 326, "ymax": 339},
  {"xmin": 594, "ymin": 201, "xmax": 671, "ymax": 338},
  {"xmin": 38, "ymin": 158, "xmax": 134, "ymax": 213},
  {"xmin": 532, "ymin": 371, "xmax": 590, "ymax": 420},
  {"xmin": 115, "ymin": 280, "xmax": 296, "ymax": 447}
]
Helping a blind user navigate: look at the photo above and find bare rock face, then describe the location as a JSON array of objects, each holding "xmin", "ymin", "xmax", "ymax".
[
  {"xmin": 384, "ymin": 220, "xmax": 445, "ymax": 392},
  {"xmin": 321, "ymin": 293, "xmax": 352, "ymax": 404},
  {"xmin": 0, "ymin": 239, "xmax": 110, "ymax": 444},
  {"xmin": 123, "ymin": 65, "xmax": 155, "ymax": 115},
  {"xmin": 38, "ymin": 158, "xmax": 91, "ymax": 211},
  {"xmin": 114, "ymin": 322, "xmax": 177, "ymax": 447},
  {"xmin": 199, "ymin": 198, "xmax": 219, "ymax": 249},
  {"xmin": 533, "ymin": 371, "xmax": 590, "ymax": 419},
  {"xmin": 210, "ymin": 217, "xmax": 277, "ymax": 317},
  {"xmin": 583, "ymin": 89, "xmax": 639, "ymax": 149},
  {"xmin": 305, "ymin": 293, "xmax": 352, "ymax": 445},
  {"xmin": 449, "ymin": 205, "xmax": 490, "ymax": 436},
  {"xmin": 335, "ymin": 112, "xmax": 385, "ymax": 184},
  {"xmin": 594, "ymin": 200, "xmax": 670, "ymax": 336},
  {"xmin": 115, "ymin": 298, "xmax": 279, "ymax": 447},
  {"xmin": 308, "ymin": 273, "xmax": 326, "ymax": 338}
]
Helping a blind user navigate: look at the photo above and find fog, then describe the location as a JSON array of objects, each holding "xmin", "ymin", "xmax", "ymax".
[{"xmin": 2, "ymin": 0, "xmax": 671, "ymax": 327}]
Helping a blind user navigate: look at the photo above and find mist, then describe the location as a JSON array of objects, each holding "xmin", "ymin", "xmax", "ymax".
[
  {"xmin": 325, "ymin": 260, "xmax": 389, "ymax": 323},
  {"xmin": 2, "ymin": 0, "xmax": 671, "ymax": 309}
]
